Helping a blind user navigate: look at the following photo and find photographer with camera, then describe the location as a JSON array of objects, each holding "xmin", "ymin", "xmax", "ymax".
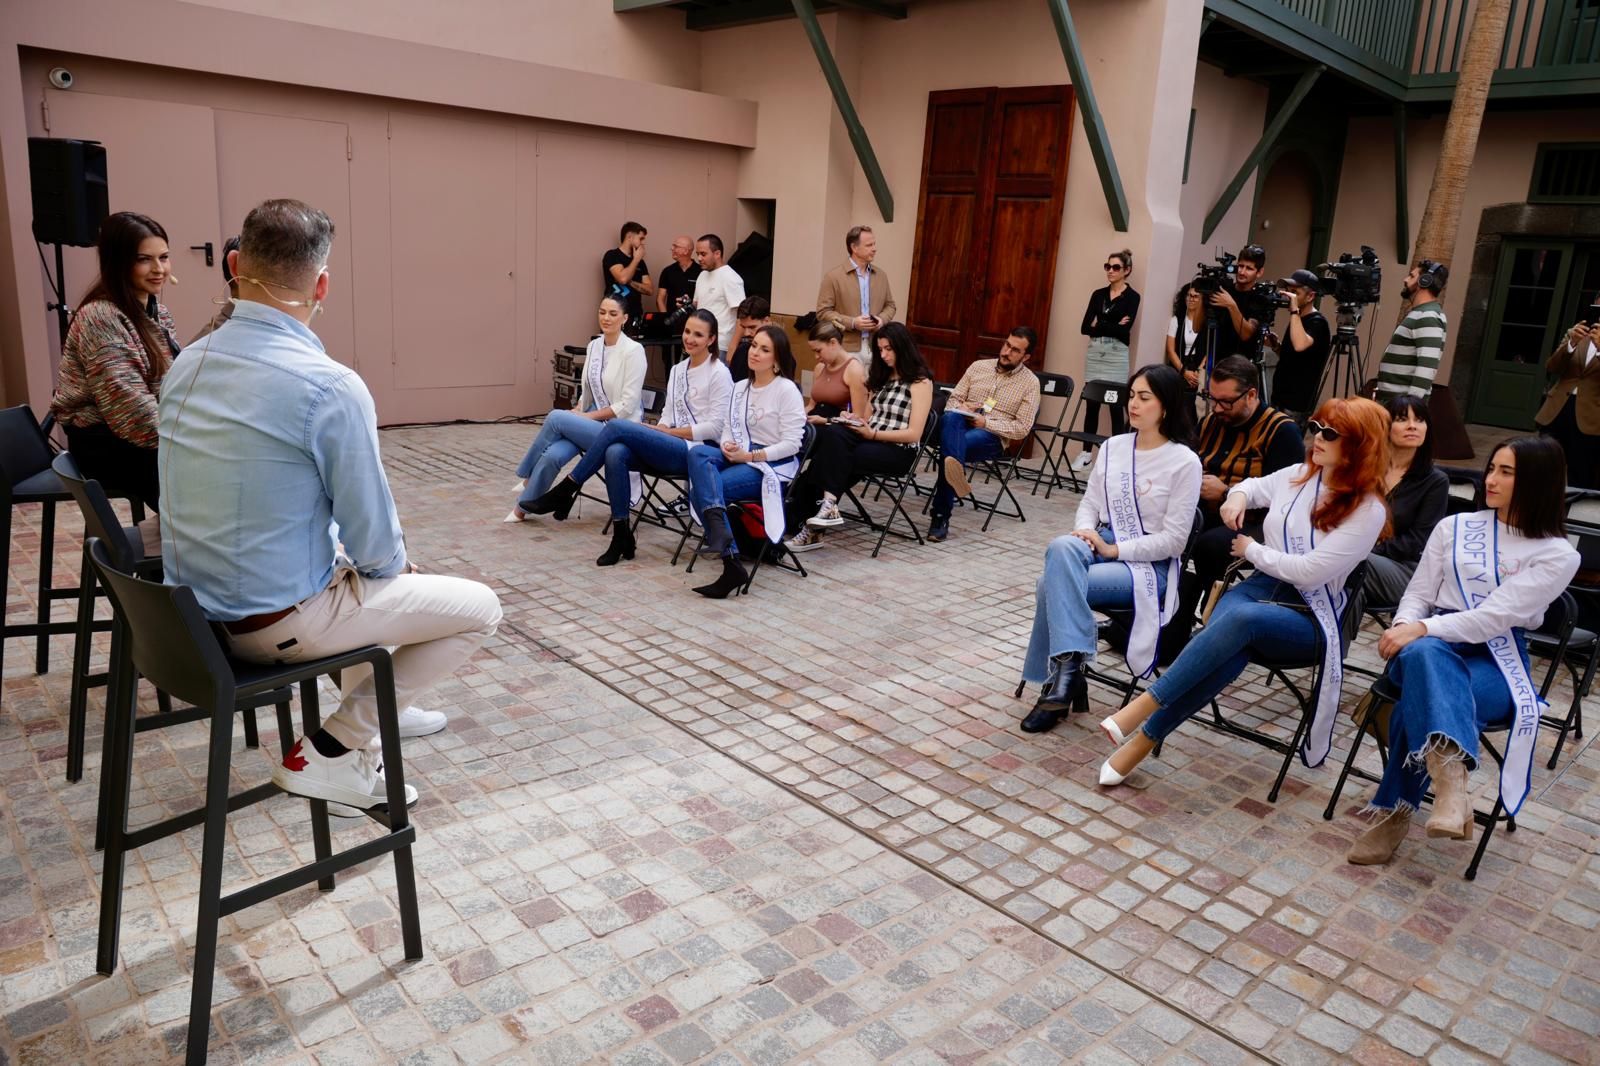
[
  {"xmin": 1263, "ymin": 269, "xmax": 1331, "ymax": 419},
  {"xmin": 1374, "ymin": 260, "xmax": 1448, "ymax": 399},
  {"xmin": 604, "ymin": 222, "xmax": 654, "ymax": 321},
  {"xmin": 656, "ymin": 234, "xmax": 701, "ymax": 315},
  {"xmin": 1206, "ymin": 244, "xmax": 1272, "ymax": 361}
]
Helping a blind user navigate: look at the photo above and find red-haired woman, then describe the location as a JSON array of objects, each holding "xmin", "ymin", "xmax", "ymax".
[{"xmin": 1096, "ymin": 396, "xmax": 1392, "ymax": 786}]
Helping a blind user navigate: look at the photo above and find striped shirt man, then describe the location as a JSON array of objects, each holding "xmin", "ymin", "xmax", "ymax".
[{"xmin": 1375, "ymin": 299, "xmax": 1448, "ymax": 398}]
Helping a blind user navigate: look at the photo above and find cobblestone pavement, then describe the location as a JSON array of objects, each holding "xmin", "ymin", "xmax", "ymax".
[{"xmin": 2, "ymin": 422, "xmax": 1596, "ymax": 1066}]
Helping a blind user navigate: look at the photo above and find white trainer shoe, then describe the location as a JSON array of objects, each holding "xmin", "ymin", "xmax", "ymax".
[
  {"xmin": 786, "ymin": 527, "xmax": 827, "ymax": 553},
  {"xmin": 807, "ymin": 498, "xmax": 845, "ymax": 528},
  {"xmin": 396, "ymin": 705, "xmax": 447, "ymax": 738},
  {"xmin": 1073, "ymin": 451, "xmax": 1095, "ymax": 471},
  {"xmin": 272, "ymin": 739, "xmax": 418, "ymax": 811}
]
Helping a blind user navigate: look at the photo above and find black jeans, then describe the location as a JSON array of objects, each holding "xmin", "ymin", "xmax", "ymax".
[
  {"xmin": 65, "ymin": 422, "xmax": 159, "ymax": 512},
  {"xmin": 787, "ymin": 424, "xmax": 916, "ymax": 530}
]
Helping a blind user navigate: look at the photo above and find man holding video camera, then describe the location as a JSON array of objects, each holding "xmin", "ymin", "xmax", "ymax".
[
  {"xmin": 1262, "ymin": 269, "xmax": 1331, "ymax": 418},
  {"xmin": 1207, "ymin": 244, "xmax": 1272, "ymax": 361}
]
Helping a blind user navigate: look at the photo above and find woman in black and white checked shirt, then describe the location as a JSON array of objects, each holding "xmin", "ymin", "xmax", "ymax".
[{"xmin": 786, "ymin": 322, "xmax": 935, "ymax": 551}]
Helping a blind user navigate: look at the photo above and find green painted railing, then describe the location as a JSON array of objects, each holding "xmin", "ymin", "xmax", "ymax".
[{"xmin": 1413, "ymin": 0, "xmax": 1600, "ymax": 74}]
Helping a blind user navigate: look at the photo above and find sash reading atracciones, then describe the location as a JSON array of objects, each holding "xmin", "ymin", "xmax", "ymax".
[
  {"xmin": 585, "ymin": 337, "xmax": 643, "ymax": 504},
  {"xmin": 1449, "ymin": 511, "xmax": 1544, "ymax": 817},
  {"xmin": 1282, "ymin": 470, "xmax": 1348, "ymax": 767},
  {"xmin": 1101, "ymin": 433, "xmax": 1179, "ymax": 677}
]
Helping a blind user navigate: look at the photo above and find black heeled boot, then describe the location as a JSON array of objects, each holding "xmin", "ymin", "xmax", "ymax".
[
  {"xmin": 693, "ymin": 556, "xmax": 748, "ymax": 599},
  {"xmin": 696, "ymin": 508, "xmax": 732, "ymax": 557},
  {"xmin": 1021, "ymin": 652, "xmax": 1087, "ymax": 733},
  {"xmin": 527, "ymin": 477, "xmax": 581, "ymax": 520},
  {"xmin": 596, "ymin": 522, "xmax": 636, "ymax": 567}
]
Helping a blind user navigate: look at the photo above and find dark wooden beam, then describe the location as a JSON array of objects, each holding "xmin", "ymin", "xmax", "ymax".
[
  {"xmin": 789, "ymin": 0, "xmax": 895, "ymax": 220},
  {"xmin": 1202, "ymin": 65, "xmax": 1323, "ymax": 242},
  {"xmin": 1044, "ymin": 0, "xmax": 1130, "ymax": 232}
]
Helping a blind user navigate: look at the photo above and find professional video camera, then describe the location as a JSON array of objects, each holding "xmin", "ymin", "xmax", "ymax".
[
  {"xmin": 1316, "ymin": 246, "xmax": 1382, "ymax": 307},
  {"xmin": 662, "ymin": 293, "xmax": 695, "ymax": 333},
  {"xmin": 1192, "ymin": 250, "xmax": 1237, "ymax": 297},
  {"xmin": 1257, "ymin": 284, "xmax": 1293, "ymax": 312}
]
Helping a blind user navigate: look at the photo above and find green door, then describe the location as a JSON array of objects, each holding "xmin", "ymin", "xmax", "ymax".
[{"xmin": 1468, "ymin": 243, "xmax": 1572, "ymax": 429}]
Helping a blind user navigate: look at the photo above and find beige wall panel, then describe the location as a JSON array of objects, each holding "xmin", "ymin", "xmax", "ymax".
[{"xmin": 1180, "ymin": 64, "xmax": 1271, "ymax": 283}]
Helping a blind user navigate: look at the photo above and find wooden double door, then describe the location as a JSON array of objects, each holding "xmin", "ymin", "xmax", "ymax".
[{"xmin": 905, "ymin": 86, "xmax": 1074, "ymax": 383}]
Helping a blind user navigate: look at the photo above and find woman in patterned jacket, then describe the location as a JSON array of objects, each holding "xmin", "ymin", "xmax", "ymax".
[{"xmin": 49, "ymin": 212, "xmax": 178, "ymax": 511}]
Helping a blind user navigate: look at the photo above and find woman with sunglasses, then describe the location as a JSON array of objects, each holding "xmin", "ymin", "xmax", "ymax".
[
  {"xmin": 1364, "ymin": 394, "xmax": 1449, "ymax": 608},
  {"xmin": 1074, "ymin": 250, "xmax": 1141, "ymax": 470},
  {"xmin": 1096, "ymin": 397, "xmax": 1390, "ymax": 785},
  {"xmin": 1346, "ymin": 436, "xmax": 1577, "ymax": 865},
  {"xmin": 1019, "ymin": 364, "xmax": 1200, "ymax": 732}
]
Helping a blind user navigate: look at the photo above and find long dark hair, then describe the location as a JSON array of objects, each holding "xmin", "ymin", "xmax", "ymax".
[
  {"xmin": 751, "ymin": 324, "xmax": 797, "ymax": 381},
  {"xmin": 868, "ymin": 322, "xmax": 931, "ymax": 391},
  {"xmin": 1128, "ymin": 364, "xmax": 1196, "ymax": 448},
  {"xmin": 1382, "ymin": 393, "xmax": 1434, "ymax": 482},
  {"xmin": 77, "ymin": 211, "xmax": 170, "ymax": 385},
  {"xmin": 685, "ymin": 308, "xmax": 721, "ymax": 361},
  {"xmin": 1478, "ymin": 436, "xmax": 1566, "ymax": 539}
]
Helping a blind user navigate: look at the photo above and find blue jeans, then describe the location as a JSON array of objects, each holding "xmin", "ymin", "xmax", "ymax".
[
  {"xmin": 1368, "ymin": 636, "xmax": 1520, "ymax": 812},
  {"xmin": 932, "ymin": 411, "xmax": 1003, "ymax": 517},
  {"xmin": 1142, "ymin": 571, "xmax": 1322, "ymax": 741},
  {"xmin": 1022, "ymin": 529, "xmax": 1168, "ymax": 683},
  {"xmin": 568, "ymin": 421, "xmax": 692, "ymax": 520},
  {"xmin": 516, "ymin": 410, "xmax": 606, "ymax": 508},
  {"xmin": 686, "ymin": 444, "xmax": 767, "ymax": 558}
]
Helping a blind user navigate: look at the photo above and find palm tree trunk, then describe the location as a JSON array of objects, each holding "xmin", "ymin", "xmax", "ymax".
[{"xmin": 1410, "ymin": 0, "xmax": 1514, "ymax": 270}]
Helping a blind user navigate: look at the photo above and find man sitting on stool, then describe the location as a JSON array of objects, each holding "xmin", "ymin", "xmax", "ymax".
[
  {"xmin": 928, "ymin": 327, "xmax": 1041, "ymax": 542},
  {"xmin": 159, "ymin": 198, "xmax": 503, "ymax": 814}
]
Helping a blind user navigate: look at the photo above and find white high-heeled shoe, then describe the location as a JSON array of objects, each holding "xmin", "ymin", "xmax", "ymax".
[
  {"xmin": 1098, "ymin": 759, "xmax": 1129, "ymax": 787},
  {"xmin": 1099, "ymin": 716, "xmax": 1127, "ymax": 746},
  {"xmin": 512, "ymin": 479, "xmax": 526, "ymax": 493},
  {"xmin": 502, "ymin": 508, "xmax": 526, "ymax": 523}
]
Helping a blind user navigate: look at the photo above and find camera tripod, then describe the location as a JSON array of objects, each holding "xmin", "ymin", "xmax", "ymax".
[{"xmin": 1317, "ymin": 303, "xmax": 1369, "ymax": 402}]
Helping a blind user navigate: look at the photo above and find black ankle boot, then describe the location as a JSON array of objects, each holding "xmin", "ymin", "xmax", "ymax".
[
  {"xmin": 528, "ymin": 477, "xmax": 581, "ymax": 520},
  {"xmin": 693, "ymin": 556, "xmax": 748, "ymax": 599},
  {"xmin": 696, "ymin": 508, "xmax": 731, "ymax": 556},
  {"xmin": 596, "ymin": 522, "xmax": 636, "ymax": 567},
  {"xmin": 1021, "ymin": 653, "xmax": 1087, "ymax": 733}
]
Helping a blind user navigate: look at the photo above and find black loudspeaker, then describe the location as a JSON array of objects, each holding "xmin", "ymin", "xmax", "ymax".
[{"xmin": 28, "ymin": 137, "xmax": 108, "ymax": 247}]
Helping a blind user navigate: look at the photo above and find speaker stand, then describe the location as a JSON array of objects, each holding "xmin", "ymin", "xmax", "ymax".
[{"xmin": 45, "ymin": 243, "xmax": 70, "ymax": 347}]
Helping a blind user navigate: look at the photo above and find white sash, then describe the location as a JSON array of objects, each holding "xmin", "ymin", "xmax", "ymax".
[
  {"xmin": 1449, "ymin": 512, "xmax": 1544, "ymax": 817},
  {"xmin": 586, "ymin": 338, "xmax": 642, "ymax": 504},
  {"xmin": 1101, "ymin": 434, "xmax": 1178, "ymax": 677},
  {"xmin": 670, "ymin": 360, "xmax": 697, "ymax": 451},
  {"xmin": 689, "ymin": 382, "xmax": 798, "ymax": 544},
  {"xmin": 1281, "ymin": 471, "xmax": 1348, "ymax": 767}
]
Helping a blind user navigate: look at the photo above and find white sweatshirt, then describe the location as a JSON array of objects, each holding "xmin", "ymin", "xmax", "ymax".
[
  {"xmin": 1396, "ymin": 511, "xmax": 1580, "ymax": 644},
  {"xmin": 1231, "ymin": 463, "xmax": 1387, "ymax": 589},
  {"xmin": 721, "ymin": 377, "xmax": 807, "ymax": 461},
  {"xmin": 664, "ymin": 355, "xmax": 733, "ymax": 443},
  {"xmin": 578, "ymin": 335, "xmax": 648, "ymax": 422},
  {"xmin": 1074, "ymin": 436, "xmax": 1203, "ymax": 564}
]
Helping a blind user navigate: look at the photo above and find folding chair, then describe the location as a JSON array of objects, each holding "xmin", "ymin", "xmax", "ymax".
[
  {"xmin": 1528, "ymin": 518, "xmax": 1600, "ymax": 768},
  {"xmin": 687, "ymin": 425, "xmax": 816, "ymax": 591},
  {"xmin": 87, "ymin": 539, "xmax": 422, "ymax": 1065},
  {"xmin": 1322, "ymin": 591, "xmax": 1580, "ymax": 879},
  {"xmin": 910, "ymin": 383, "xmax": 953, "ymax": 494},
  {"xmin": 920, "ymin": 424, "xmax": 1030, "ymax": 532},
  {"xmin": 839, "ymin": 450, "xmax": 927, "ymax": 558},
  {"xmin": 1011, "ymin": 372, "xmax": 1076, "ymax": 499},
  {"xmin": 1181, "ymin": 561, "xmax": 1369, "ymax": 803},
  {"xmin": 1013, "ymin": 508, "xmax": 1205, "ymax": 710},
  {"xmin": 586, "ymin": 387, "xmax": 661, "ymax": 526},
  {"xmin": 1, "ymin": 404, "xmax": 144, "ymax": 703},
  {"xmin": 1057, "ymin": 380, "xmax": 1128, "ymax": 493}
]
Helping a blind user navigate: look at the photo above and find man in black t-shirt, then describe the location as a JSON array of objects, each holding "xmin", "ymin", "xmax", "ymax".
[
  {"xmin": 602, "ymin": 221, "xmax": 653, "ymax": 320},
  {"xmin": 1265, "ymin": 269, "xmax": 1332, "ymax": 417},
  {"xmin": 1207, "ymin": 244, "xmax": 1270, "ymax": 361},
  {"xmin": 655, "ymin": 235, "xmax": 701, "ymax": 315}
]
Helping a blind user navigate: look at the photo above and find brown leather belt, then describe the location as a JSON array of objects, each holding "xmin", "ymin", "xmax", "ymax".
[{"xmin": 223, "ymin": 605, "xmax": 295, "ymax": 636}]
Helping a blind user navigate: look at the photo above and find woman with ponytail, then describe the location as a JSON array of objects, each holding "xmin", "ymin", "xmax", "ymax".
[
  {"xmin": 49, "ymin": 211, "xmax": 178, "ymax": 510},
  {"xmin": 1096, "ymin": 396, "xmax": 1391, "ymax": 786}
]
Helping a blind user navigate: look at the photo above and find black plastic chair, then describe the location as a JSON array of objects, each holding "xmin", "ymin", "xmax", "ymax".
[
  {"xmin": 686, "ymin": 425, "xmax": 817, "ymax": 591},
  {"xmin": 1321, "ymin": 593, "xmax": 1578, "ymax": 880},
  {"xmin": 1057, "ymin": 380, "xmax": 1129, "ymax": 493},
  {"xmin": 87, "ymin": 538, "xmax": 423, "ymax": 1065},
  {"xmin": 1180, "ymin": 562, "xmax": 1370, "ymax": 803},
  {"xmin": 0, "ymin": 404, "xmax": 143, "ymax": 702}
]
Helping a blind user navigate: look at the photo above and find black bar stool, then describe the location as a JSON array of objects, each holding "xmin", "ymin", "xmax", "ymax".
[{"xmin": 87, "ymin": 538, "xmax": 423, "ymax": 1065}]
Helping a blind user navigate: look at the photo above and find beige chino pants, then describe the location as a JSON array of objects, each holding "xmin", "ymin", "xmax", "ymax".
[{"xmin": 226, "ymin": 568, "xmax": 503, "ymax": 750}]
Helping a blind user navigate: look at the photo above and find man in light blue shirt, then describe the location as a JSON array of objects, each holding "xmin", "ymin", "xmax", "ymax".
[{"xmin": 160, "ymin": 199, "xmax": 501, "ymax": 813}]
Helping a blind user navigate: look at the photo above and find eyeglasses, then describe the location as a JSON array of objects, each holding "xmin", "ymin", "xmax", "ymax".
[
  {"xmin": 1210, "ymin": 390, "xmax": 1246, "ymax": 409},
  {"xmin": 1306, "ymin": 419, "xmax": 1342, "ymax": 442},
  {"xmin": 1103, "ymin": 262, "xmax": 1124, "ymax": 272}
]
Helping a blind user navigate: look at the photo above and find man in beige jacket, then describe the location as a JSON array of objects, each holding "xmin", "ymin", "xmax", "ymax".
[{"xmin": 817, "ymin": 225, "xmax": 897, "ymax": 363}]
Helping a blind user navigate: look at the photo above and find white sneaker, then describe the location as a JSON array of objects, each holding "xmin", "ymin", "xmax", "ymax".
[
  {"xmin": 807, "ymin": 498, "xmax": 844, "ymax": 528},
  {"xmin": 396, "ymin": 706, "xmax": 447, "ymax": 738},
  {"xmin": 1073, "ymin": 452, "xmax": 1095, "ymax": 471},
  {"xmin": 786, "ymin": 527, "xmax": 826, "ymax": 553},
  {"xmin": 272, "ymin": 739, "xmax": 418, "ymax": 811}
]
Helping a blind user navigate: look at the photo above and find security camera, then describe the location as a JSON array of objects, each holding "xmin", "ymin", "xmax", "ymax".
[{"xmin": 48, "ymin": 68, "xmax": 74, "ymax": 90}]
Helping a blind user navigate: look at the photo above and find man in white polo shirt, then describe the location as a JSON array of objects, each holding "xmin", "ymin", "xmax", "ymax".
[{"xmin": 692, "ymin": 233, "xmax": 745, "ymax": 355}]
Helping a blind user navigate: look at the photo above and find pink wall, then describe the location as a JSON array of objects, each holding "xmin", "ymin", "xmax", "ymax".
[
  {"xmin": 1326, "ymin": 107, "xmax": 1598, "ymax": 389},
  {"xmin": 0, "ymin": 0, "xmax": 751, "ymax": 417},
  {"xmin": 1179, "ymin": 63, "xmax": 1270, "ymax": 284}
]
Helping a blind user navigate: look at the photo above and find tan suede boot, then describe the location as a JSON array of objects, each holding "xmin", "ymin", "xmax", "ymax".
[
  {"xmin": 1346, "ymin": 809, "xmax": 1411, "ymax": 865},
  {"xmin": 1425, "ymin": 743, "xmax": 1473, "ymax": 839}
]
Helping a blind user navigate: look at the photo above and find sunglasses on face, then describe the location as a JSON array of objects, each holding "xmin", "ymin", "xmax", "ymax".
[
  {"xmin": 1103, "ymin": 263, "xmax": 1124, "ymax": 272},
  {"xmin": 1306, "ymin": 419, "xmax": 1341, "ymax": 442}
]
